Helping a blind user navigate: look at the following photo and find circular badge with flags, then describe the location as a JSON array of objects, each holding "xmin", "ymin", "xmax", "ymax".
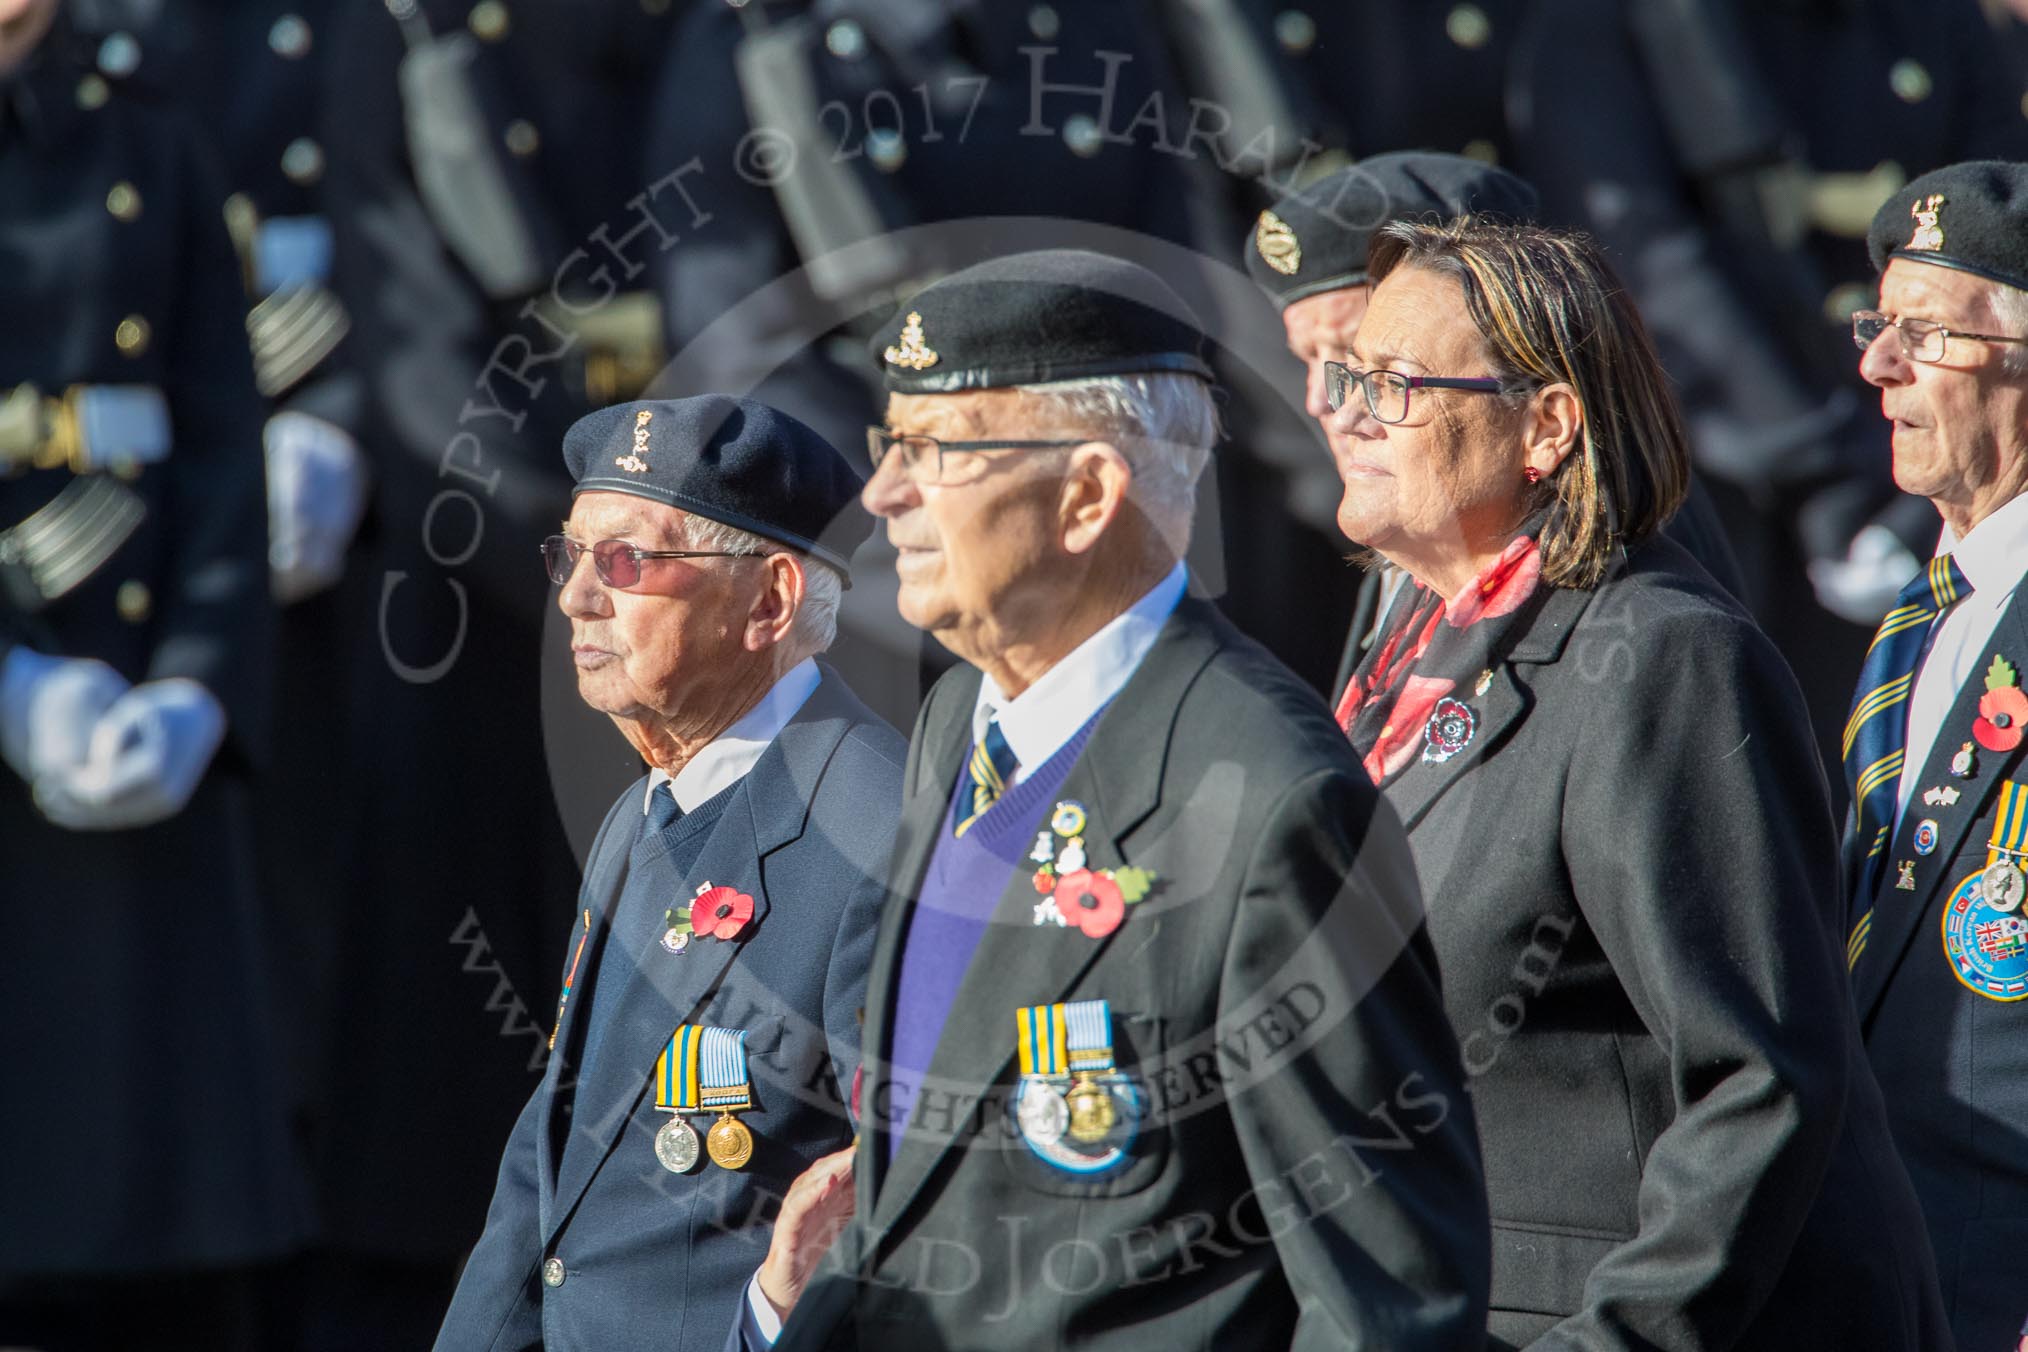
[{"xmin": 1942, "ymin": 871, "xmax": 2028, "ymax": 1001}]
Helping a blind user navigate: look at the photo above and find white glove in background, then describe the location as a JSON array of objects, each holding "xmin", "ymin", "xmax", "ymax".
[
  {"xmin": 0, "ymin": 646, "xmax": 131, "ymax": 786},
  {"xmin": 35, "ymin": 677, "xmax": 226, "ymax": 831},
  {"xmin": 265, "ymin": 410, "xmax": 369, "ymax": 604},
  {"xmin": 1807, "ymin": 522, "xmax": 1924, "ymax": 627}
]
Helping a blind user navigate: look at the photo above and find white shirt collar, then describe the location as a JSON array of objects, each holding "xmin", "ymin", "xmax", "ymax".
[
  {"xmin": 644, "ymin": 659, "xmax": 822, "ymax": 815},
  {"xmin": 1937, "ymin": 491, "xmax": 2028, "ymax": 598},
  {"xmin": 969, "ymin": 564, "xmax": 1188, "ymax": 780}
]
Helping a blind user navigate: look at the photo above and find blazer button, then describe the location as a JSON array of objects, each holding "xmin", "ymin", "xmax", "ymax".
[{"xmin": 541, "ymin": 1256, "xmax": 566, "ymax": 1287}]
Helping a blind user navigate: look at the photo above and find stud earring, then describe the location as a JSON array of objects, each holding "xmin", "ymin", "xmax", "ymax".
[{"xmin": 1524, "ymin": 466, "xmax": 1544, "ymax": 485}]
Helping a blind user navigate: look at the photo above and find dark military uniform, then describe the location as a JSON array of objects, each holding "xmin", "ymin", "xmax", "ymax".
[{"xmin": 0, "ymin": 10, "xmax": 304, "ymax": 1346}]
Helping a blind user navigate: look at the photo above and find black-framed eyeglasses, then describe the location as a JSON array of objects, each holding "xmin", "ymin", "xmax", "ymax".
[
  {"xmin": 1852, "ymin": 309, "xmax": 2028, "ymax": 364},
  {"xmin": 866, "ymin": 427, "xmax": 1085, "ymax": 486},
  {"xmin": 541, "ymin": 535, "xmax": 756, "ymax": 588},
  {"xmin": 1322, "ymin": 363, "xmax": 1513, "ymax": 424}
]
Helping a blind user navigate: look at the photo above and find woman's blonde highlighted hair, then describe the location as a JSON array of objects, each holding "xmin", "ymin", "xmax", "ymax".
[{"xmin": 1369, "ymin": 218, "xmax": 1690, "ymax": 588}]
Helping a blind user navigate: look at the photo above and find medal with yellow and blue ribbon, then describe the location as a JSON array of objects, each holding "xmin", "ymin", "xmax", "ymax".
[
  {"xmin": 1942, "ymin": 780, "xmax": 2028, "ymax": 1000},
  {"xmin": 1011, "ymin": 998, "xmax": 1141, "ymax": 1173},
  {"xmin": 652, "ymin": 1025, "xmax": 757, "ymax": 1172}
]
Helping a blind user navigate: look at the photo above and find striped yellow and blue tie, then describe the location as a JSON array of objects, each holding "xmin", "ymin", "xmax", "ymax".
[
  {"xmin": 953, "ymin": 719, "xmax": 1018, "ymax": 838},
  {"xmin": 1843, "ymin": 555, "xmax": 1971, "ymax": 904}
]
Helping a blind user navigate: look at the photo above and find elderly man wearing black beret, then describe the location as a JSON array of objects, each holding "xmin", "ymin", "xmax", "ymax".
[
  {"xmin": 735, "ymin": 249, "xmax": 1490, "ymax": 1351},
  {"xmin": 1842, "ymin": 160, "xmax": 2028, "ymax": 1352},
  {"xmin": 1245, "ymin": 152, "xmax": 1746, "ymax": 695},
  {"xmin": 434, "ymin": 395, "xmax": 906, "ymax": 1352}
]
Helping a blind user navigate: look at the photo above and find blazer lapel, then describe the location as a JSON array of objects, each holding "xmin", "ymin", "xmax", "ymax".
[
  {"xmin": 537, "ymin": 789, "xmax": 646, "ymax": 1220},
  {"xmin": 864, "ymin": 604, "xmax": 1221, "ymax": 1241},
  {"xmin": 1854, "ymin": 592, "xmax": 2028, "ymax": 1019},
  {"xmin": 858, "ymin": 670, "xmax": 978, "ymax": 1211},
  {"xmin": 1385, "ymin": 583, "xmax": 1589, "ymax": 834}
]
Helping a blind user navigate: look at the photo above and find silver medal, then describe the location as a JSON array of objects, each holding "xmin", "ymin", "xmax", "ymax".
[
  {"xmin": 1981, "ymin": 859, "xmax": 2026, "ymax": 913},
  {"xmin": 654, "ymin": 1116, "xmax": 702, "ymax": 1173},
  {"xmin": 1016, "ymin": 1081, "xmax": 1070, "ymax": 1147}
]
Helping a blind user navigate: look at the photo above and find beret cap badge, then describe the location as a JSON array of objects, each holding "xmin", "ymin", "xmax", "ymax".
[
  {"xmin": 1255, "ymin": 209, "xmax": 1302, "ymax": 276},
  {"xmin": 615, "ymin": 408, "xmax": 653, "ymax": 475},
  {"xmin": 883, "ymin": 311, "xmax": 940, "ymax": 371},
  {"xmin": 1907, "ymin": 195, "xmax": 1946, "ymax": 252}
]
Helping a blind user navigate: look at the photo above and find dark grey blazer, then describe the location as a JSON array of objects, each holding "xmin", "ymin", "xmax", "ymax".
[
  {"xmin": 777, "ymin": 597, "xmax": 1492, "ymax": 1352},
  {"xmin": 435, "ymin": 669, "xmax": 904, "ymax": 1352},
  {"xmin": 1382, "ymin": 536, "xmax": 1949, "ymax": 1350},
  {"xmin": 1849, "ymin": 580, "xmax": 2028, "ymax": 1352}
]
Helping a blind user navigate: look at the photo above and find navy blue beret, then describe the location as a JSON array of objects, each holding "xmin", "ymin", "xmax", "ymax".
[
  {"xmin": 1868, "ymin": 160, "xmax": 2028, "ymax": 294},
  {"xmin": 871, "ymin": 249, "xmax": 1213, "ymax": 393},
  {"xmin": 563, "ymin": 395, "xmax": 866, "ymax": 582},
  {"xmin": 1247, "ymin": 152, "xmax": 1541, "ymax": 308}
]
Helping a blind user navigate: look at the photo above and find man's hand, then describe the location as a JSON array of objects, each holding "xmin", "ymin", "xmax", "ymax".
[
  {"xmin": 0, "ymin": 647, "xmax": 129, "ymax": 785},
  {"xmin": 265, "ymin": 410, "xmax": 368, "ymax": 604},
  {"xmin": 35, "ymin": 677, "xmax": 226, "ymax": 831},
  {"xmin": 756, "ymin": 1147, "xmax": 856, "ymax": 1323}
]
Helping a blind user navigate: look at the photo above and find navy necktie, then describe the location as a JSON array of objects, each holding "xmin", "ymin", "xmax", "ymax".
[
  {"xmin": 1843, "ymin": 555, "xmax": 1972, "ymax": 903},
  {"xmin": 953, "ymin": 718, "xmax": 1018, "ymax": 838}
]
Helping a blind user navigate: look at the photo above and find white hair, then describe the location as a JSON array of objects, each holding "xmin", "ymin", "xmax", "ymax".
[
  {"xmin": 1989, "ymin": 281, "xmax": 2028, "ymax": 378},
  {"xmin": 681, "ymin": 514, "xmax": 842, "ymax": 662},
  {"xmin": 1013, "ymin": 372, "xmax": 1220, "ymax": 558}
]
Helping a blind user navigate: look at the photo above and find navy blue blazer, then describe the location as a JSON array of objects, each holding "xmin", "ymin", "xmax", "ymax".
[{"xmin": 435, "ymin": 668, "xmax": 904, "ymax": 1352}]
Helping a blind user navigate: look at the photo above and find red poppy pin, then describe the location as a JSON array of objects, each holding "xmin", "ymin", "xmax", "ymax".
[
  {"xmin": 1422, "ymin": 696, "xmax": 1478, "ymax": 764},
  {"xmin": 1974, "ymin": 655, "xmax": 2025, "ymax": 754},
  {"xmin": 662, "ymin": 880, "xmax": 755, "ymax": 952},
  {"xmin": 1028, "ymin": 801, "xmax": 1157, "ymax": 939}
]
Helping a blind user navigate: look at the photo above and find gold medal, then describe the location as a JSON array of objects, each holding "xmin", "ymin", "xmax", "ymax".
[
  {"xmin": 706, "ymin": 1112, "xmax": 754, "ymax": 1169},
  {"xmin": 1066, "ymin": 1073, "xmax": 1116, "ymax": 1144},
  {"xmin": 654, "ymin": 1116, "xmax": 701, "ymax": 1173}
]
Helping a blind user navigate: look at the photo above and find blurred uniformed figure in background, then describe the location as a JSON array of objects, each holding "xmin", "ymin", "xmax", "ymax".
[
  {"xmin": 0, "ymin": 1, "xmax": 306, "ymax": 1347},
  {"xmin": 282, "ymin": 1, "xmax": 678, "ymax": 1343}
]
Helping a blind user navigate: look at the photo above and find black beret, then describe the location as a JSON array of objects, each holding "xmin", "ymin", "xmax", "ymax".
[
  {"xmin": 871, "ymin": 249, "xmax": 1213, "ymax": 393},
  {"xmin": 563, "ymin": 395, "xmax": 866, "ymax": 582},
  {"xmin": 1868, "ymin": 160, "xmax": 2028, "ymax": 294},
  {"xmin": 1246, "ymin": 152, "xmax": 1541, "ymax": 308}
]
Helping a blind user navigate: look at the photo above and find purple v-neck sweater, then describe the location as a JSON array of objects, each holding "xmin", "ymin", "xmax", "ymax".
[{"xmin": 885, "ymin": 714, "xmax": 1100, "ymax": 1156}]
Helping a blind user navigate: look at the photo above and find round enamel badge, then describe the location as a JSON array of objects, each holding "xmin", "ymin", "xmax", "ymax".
[
  {"xmin": 1422, "ymin": 697, "xmax": 1476, "ymax": 764},
  {"xmin": 1913, "ymin": 819, "xmax": 1939, "ymax": 856},
  {"xmin": 1942, "ymin": 870, "xmax": 2028, "ymax": 1001}
]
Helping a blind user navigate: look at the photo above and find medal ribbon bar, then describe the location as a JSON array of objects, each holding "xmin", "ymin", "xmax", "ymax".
[{"xmin": 1986, "ymin": 781, "xmax": 2028, "ymax": 866}]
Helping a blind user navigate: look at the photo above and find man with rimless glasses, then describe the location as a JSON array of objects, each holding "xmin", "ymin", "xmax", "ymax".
[
  {"xmin": 436, "ymin": 394, "xmax": 905, "ymax": 1352},
  {"xmin": 1839, "ymin": 161, "xmax": 2028, "ymax": 1352}
]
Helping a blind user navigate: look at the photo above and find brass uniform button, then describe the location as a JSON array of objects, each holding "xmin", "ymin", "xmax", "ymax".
[
  {"xmin": 97, "ymin": 32, "xmax": 142, "ymax": 78},
  {"xmin": 106, "ymin": 181, "xmax": 142, "ymax": 222},
  {"xmin": 1275, "ymin": 10, "xmax": 1317, "ymax": 55},
  {"xmin": 1823, "ymin": 282, "xmax": 1872, "ymax": 326},
  {"xmin": 468, "ymin": 1, "xmax": 510, "ymax": 42},
  {"xmin": 825, "ymin": 19, "xmax": 866, "ymax": 60},
  {"xmin": 1446, "ymin": 4, "xmax": 1492, "ymax": 50},
  {"xmin": 115, "ymin": 580, "xmax": 152, "ymax": 624},
  {"xmin": 115, "ymin": 315, "xmax": 151, "ymax": 357},
  {"xmin": 503, "ymin": 119, "xmax": 540, "ymax": 157},
  {"xmin": 1063, "ymin": 113, "xmax": 1104, "ymax": 158},
  {"xmin": 269, "ymin": 14, "xmax": 313, "ymax": 59},
  {"xmin": 1889, "ymin": 58, "xmax": 1932, "ymax": 104},
  {"xmin": 281, "ymin": 137, "xmax": 326, "ymax": 185},
  {"xmin": 76, "ymin": 75, "xmax": 110, "ymax": 110}
]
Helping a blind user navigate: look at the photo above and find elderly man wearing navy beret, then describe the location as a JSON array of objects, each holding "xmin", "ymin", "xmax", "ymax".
[
  {"xmin": 434, "ymin": 395, "xmax": 906, "ymax": 1352},
  {"xmin": 1842, "ymin": 160, "xmax": 2028, "ymax": 1352},
  {"xmin": 737, "ymin": 250, "xmax": 1489, "ymax": 1352}
]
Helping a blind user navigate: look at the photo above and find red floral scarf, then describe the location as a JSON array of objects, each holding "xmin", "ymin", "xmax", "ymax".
[{"xmin": 1337, "ymin": 533, "xmax": 1545, "ymax": 785}]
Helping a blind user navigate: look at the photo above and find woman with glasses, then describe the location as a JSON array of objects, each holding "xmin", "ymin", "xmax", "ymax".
[{"xmin": 1324, "ymin": 217, "xmax": 1949, "ymax": 1350}]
